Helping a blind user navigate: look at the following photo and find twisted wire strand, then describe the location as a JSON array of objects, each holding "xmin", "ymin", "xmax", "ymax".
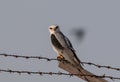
[
  {"xmin": 0, "ymin": 54, "xmax": 120, "ymax": 71},
  {"xmin": 0, "ymin": 69, "xmax": 120, "ymax": 80}
]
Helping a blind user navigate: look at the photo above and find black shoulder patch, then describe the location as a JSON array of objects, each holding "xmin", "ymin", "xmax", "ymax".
[{"xmin": 51, "ymin": 34, "xmax": 63, "ymax": 49}]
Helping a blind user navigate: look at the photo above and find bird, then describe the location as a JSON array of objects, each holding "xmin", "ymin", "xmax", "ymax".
[
  {"xmin": 48, "ymin": 25, "xmax": 90, "ymax": 81},
  {"xmin": 48, "ymin": 24, "xmax": 83, "ymax": 66}
]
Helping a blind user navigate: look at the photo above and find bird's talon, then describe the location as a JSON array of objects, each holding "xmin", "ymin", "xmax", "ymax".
[{"xmin": 57, "ymin": 55, "xmax": 64, "ymax": 61}]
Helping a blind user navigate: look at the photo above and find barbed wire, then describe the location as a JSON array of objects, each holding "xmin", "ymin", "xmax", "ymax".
[
  {"xmin": 0, "ymin": 53, "xmax": 57, "ymax": 61},
  {"xmin": 82, "ymin": 62, "xmax": 120, "ymax": 71},
  {"xmin": 0, "ymin": 69, "xmax": 120, "ymax": 80},
  {"xmin": 0, "ymin": 54, "xmax": 120, "ymax": 72}
]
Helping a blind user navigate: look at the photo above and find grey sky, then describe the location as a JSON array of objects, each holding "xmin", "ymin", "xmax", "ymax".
[{"xmin": 0, "ymin": 0, "xmax": 120, "ymax": 82}]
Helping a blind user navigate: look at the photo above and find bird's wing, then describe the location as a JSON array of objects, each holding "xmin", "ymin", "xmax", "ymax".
[
  {"xmin": 58, "ymin": 31, "xmax": 75, "ymax": 51},
  {"xmin": 58, "ymin": 32, "xmax": 82, "ymax": 65},
  {"xmin": 54, "ymin": 31, "xmax": 83, "ymax": 65}
]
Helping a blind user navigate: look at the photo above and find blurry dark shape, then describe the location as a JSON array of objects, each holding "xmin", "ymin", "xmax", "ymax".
[{"xmin": 71, "ymin": 27, "xmax": 85, "ymax": 43}]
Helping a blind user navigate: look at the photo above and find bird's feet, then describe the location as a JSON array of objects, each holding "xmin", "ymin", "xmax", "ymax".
[{"xmin": 57, "ymin": 54, "xmax": 64, "ymax": 61}]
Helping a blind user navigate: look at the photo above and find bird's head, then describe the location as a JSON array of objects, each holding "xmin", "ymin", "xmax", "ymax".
[{"xmin": 49, "ymin": 24, "xmax": 60, "ymax": 34}]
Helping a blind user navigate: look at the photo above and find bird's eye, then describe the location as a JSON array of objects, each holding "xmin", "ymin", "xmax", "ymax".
[{"xmin": 50, "ymin": 27, "xmax": 52, "ymax": 30}]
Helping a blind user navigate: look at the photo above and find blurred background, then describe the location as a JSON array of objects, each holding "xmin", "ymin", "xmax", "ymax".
[{"xmin": 0, "ymin": 0, "xmax": 120, "ymax": 82}]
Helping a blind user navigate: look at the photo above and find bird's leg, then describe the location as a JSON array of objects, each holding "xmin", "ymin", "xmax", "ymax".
[{"xmin": 57, "ymin": 54, "xmax": 64, "ymax": 61}]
